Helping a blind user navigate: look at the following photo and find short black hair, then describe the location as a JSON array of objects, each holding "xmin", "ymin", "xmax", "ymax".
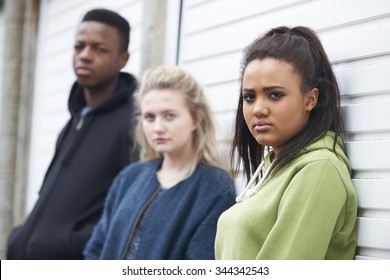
[{"xmin": 82, "ymin": 8, "xmax": 130, "ymax": 52}]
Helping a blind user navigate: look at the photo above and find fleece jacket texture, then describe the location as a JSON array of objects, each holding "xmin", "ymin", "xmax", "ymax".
[{"xmin": 84, "ymin": 159, "xmax": 236, "ymax": 260}]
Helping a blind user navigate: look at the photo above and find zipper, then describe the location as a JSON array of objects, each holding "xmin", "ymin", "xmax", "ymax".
[
  {"xmin": 76, "ymin": 116, "xmax": 85, "ymax": 130},
  {"xmin": 76, "ymin": 107, "xmax": 91, "ymax": 130},
  {"xmin": 120, "ymin": 187, "xmax": 161, "ymax": 259}
]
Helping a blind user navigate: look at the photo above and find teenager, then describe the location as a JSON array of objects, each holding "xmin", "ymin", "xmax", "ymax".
[
  {"xmin": 84, "ymin": 65, "xmax": 235, "ymax": 259},
  {"xmin": 215, "ymin": 26, "xmax": 357, "ymax": 260},
  {"xmin": 7, "ymin": 9, "xmax": 139, "ymax": 259}
]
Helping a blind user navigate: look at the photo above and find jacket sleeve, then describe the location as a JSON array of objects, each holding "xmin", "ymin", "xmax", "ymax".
[
  {"xmin": 6, "ymin": 226, "xmax": 23, "ymax": 259},
  {"xmin": 257, "ymin": 160, "xmax": 347, "ymax": 260},
  {"xmin": 83, "ymin": 173, "xmax": 125, "ymax": 259},
  {"xmin": 185, "ymin": 186, "xmax": 236, "ymax": 260}
]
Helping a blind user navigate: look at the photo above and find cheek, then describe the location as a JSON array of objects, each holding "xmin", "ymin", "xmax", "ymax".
[
  {"xmin": 242, "ymin": 105, "xmax": 252, "ymax": 127},
  {"xmin": 142, "ymin": 123, "xmax": 153, "ymax": 138},
  {"xmin": 278, "ymin": 107, "xmax": 307, "ymax": 134},
  {"xmin": 72, "ymin": 54, "xmax": 77, "ymax": 67},
  {"xmin": 180, "ymin": 123, "xmax": 194, "ymax": 138},
  {"xmin": 96, "ymin": 57, "xmax": 117, "ymax": 72},
  {"xmin": 179, "ymin": 121, "xmax": 196, "ymax": 142}
]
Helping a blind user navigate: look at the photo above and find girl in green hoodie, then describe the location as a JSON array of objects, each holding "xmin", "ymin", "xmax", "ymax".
[{"xmin": 215, "ymin": 26, "xmax": 357, "ymax": 260}]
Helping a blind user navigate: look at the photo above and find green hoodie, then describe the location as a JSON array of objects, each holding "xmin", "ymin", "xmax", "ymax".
[{"xmin": 215, "ymin": 131, "xmax": 357, "ymax": 259}]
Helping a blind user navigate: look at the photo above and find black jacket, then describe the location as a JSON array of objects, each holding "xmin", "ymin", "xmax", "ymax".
[{"xmin": 7, "ymin": 72, "xmax": 139, "ymax": 259}]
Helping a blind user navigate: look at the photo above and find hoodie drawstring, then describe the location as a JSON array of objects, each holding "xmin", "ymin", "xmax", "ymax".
[
  {"xmin": 76, "ymin": 106, "xmax": 91, "ymax": 131},
  {"xmin": 236, "ymin": 160, "xmax": 274, "ymax": 203}
]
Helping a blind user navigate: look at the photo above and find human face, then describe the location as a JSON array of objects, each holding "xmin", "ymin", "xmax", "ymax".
[
  {"xmin": 141, "ymin": 89, "xmax": 197, "ymax": 158},
  {"xmin": 242, "ymin": 58, "xmax": 318, "ymax": 156},
  {"xmin": 73, "ymin": 21, "xmax": 128, "ymax": 89}
]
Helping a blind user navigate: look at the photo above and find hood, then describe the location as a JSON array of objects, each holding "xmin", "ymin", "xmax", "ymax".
[
  {"xmin": 237, "ymin": 131, "xmax": 350, "ymax": 203},
  {"xmin": 265, "ymin": 131, "xmax": 351, "ymax": 173},
  {"xmin": 67, "ymin": 72, "xmax": 138, "ymax": 116},
  {"xmin": 299, "ymin": 131, "xmax": 349, "ymax": 171}
]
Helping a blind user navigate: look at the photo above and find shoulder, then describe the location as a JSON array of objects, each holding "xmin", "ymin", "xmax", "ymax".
[
  {"xmin": 197, "ymin": 164, "xmax": 231, "ymax": 180},
  {"xmin": 294, "ymin": 131, "xmax": 350, "ymax": 172},
  {"xmin": 193, "ymin": 164, "xmax": 233, "ymax": 192},
  {"xmin": 284, "ymin": 150, "xmax": 352, "ymax": 199},
  {"xmin": 296, "ymin": 148, "xmax": 349, "ymax": 176},
  {"xmin": 107, "ymin": 159, "xmax": 159, "ymax": 200},
  {"xmin": 289, "ymin": 149, "xmax": 348, "ymax": 182},
  {"xmin": 119, "ymin": 159, "xmax": 159, "ymax": 179}
]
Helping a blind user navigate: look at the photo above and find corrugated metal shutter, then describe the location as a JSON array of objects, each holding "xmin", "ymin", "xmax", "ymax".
[
  {"xmin": 178, "ymin": 0, "xmax": 390, "ymax": 259},
  {"xmin": 26, "ymin": 0, "xmax": 144, "ymax": 212}
]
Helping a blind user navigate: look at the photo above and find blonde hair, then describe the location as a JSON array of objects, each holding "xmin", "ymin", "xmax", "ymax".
[{"xmin": 134, "ymin": 65, "xmax": 226, "ymax": 173}]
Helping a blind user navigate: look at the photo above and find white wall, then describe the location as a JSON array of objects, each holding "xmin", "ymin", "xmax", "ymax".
[
  {"xmin": 26, "ymin": 0, "xmax": 144, "ymax": 213},
  {"xmin": 0, "ymin": 8, "xmax": 4, "ymax": 124},
  {"xmin": 25, "ymin": 0, "xmax": 390, "ymax": 259},
  {"xmin": 178, "ymin": 0, "xmax": 390, "ymax": 259}
]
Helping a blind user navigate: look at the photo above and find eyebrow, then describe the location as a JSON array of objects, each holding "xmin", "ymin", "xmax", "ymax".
[
  {"xmin": 241, "ymin": 88, "xmax": 255, "ymax": 94},
  {"xmin": 142, "ymin": 109, "xmax": 179, "ymax": 114},
  {"xmin": 75, "ymin": 38, "xmax": 109, "ymax": 46},
  {"xmin": 263, "ymin": 86, "xmax": 285, "ymax": 91},
  {"xmin": 242, "ymin": 86, "xmax": 285, "ymax": 93}
]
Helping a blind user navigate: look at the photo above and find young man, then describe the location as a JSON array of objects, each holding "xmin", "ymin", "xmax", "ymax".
[{"xmin": 7, "ymin": 9, "xmax": 139, "ymax": 259}]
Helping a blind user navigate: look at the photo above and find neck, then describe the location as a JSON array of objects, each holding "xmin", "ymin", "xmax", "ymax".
[
  {"xmin": 84, "ymin": 76, "xmax": 118, "ymax": 108},
  {"xmin": 161, "ymin": 157, "xmax": 196, "ymax": 174},
  {"xmin": 157, "ymin": 150, "xmax": 197, "ymax": 188}
]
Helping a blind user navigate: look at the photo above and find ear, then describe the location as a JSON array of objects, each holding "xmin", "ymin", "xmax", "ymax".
[
  {"xmin": 192, "ymin": 111, "xmax": 203, "ymax": 131},
  {"xmin": 118, "ymin": 52, "xmax": 130, "ymax": 70},
  {"xmin": 305, "ymin": 88, "xmax": 319, "ymax": 112}
]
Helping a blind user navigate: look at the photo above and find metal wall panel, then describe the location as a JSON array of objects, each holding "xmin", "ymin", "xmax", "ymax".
[{"xmin": 0, "ymin": 10, "xmax": 4, "ymax": 122}]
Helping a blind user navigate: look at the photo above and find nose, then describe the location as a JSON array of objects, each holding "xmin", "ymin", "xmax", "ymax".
[
  {"xmin": 153, "ymin": 117, "xmax": 165, "ymax": 133},
  {"xmin": 252, "ymin": 99, "xmax": 269, "ymax": 117},
  {"xmin": 78, "ymin": 46, "xmax": 93, "ymax": 61}
]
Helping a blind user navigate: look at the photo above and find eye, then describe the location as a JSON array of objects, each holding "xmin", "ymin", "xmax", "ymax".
[
  {"xmin": 165, "ymin": 113, "xmax": 176, "ymax": 121},
  {"xmin": 143, "ymin": 113, "xmax": 155, "ymax": 122},
  {"xmin": 74, "ymin": 44, "xmax": 84, "ymax": 52},
  {"xmin": 94, "ymin": 46, "xmax": 108, "ymax": 54},
  {"xmin": 269, "ymin": 91, "xmax": 284, "ymax": 100},
  {"xmin": 242, "ymin": 93, "xmax": 255, "ymax": 103}
]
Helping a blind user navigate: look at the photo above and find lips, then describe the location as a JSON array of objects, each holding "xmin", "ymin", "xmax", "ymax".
[
  {"xmin": 75, "ymin": 66, "xmax": 93, "ymax": 76},
  {"xmin": 253, "ymin": 120, "xmax": 272, "ymax": 131},
  {"xmin": 153, "ymin": 137, "xmax": 168, "ymax": 144}
]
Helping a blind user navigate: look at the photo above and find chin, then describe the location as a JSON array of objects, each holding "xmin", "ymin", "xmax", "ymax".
[
  {"xmin": 76, "ymin": 79, "xmax": 88, "ymax": 87},
  {"xmin": 153, "ymin": 147, "xmax": 168, "ymax": 154},
  {"xmin": 255, "ymin": 136, "xmax": 273, "ymax": 147},
  {"xmin": 76, "ymin": 77, "xmax": 95, "ymax": 87}
]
